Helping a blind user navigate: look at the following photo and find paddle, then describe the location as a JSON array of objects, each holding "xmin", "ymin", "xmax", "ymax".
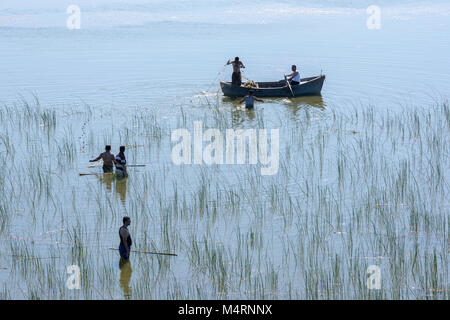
[
  {"xmin": 109, "ymin": 248, "xmax": 177, "ymax": 257},
  {"xmin": 285, "ymin": 75, "xmax": 294, "ymax": 97}
]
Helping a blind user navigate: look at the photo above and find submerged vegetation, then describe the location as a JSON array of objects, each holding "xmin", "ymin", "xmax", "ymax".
[{"xmin": 0, "ymin": 96, "xmax": 448, "ymax": 299}]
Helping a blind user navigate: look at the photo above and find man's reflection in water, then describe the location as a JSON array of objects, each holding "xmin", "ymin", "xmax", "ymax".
[
  {"xmin": 115, "ymin": 176, "xmax": 127, "ymax": 203},
  {"xmin": 119, "ymin": 258, "xmax": 132, "ymax": 299},
  {"xmin": 99, "ymin": 172, "xmax": 114, "ymax": 191},
  {"xmin": 97, "ymin": 173, "xmax": 127, "ymax": 203}
]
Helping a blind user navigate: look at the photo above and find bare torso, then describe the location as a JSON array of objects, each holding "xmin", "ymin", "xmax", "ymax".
[
  {"xmin": 231, "ymin": 61, "xmax": 244, "ymax": 73},
  {"xmin": 119, "ymin": 226, "xmax": 130, "ymax": 241},
  {"xmin": 101, "ymin": 152, "xmax": 115, "ymax": 166}
]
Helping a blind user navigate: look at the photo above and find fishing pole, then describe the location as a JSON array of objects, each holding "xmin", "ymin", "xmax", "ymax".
[
  {"xmin": 109, "ymin": 248, "xmax": 177, "ymax": 257},
  {"xmin": 87, "ymin": 164, "xmax": 146, "ymax": 168}
]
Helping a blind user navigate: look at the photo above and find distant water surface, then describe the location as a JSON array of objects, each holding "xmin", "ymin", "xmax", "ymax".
[{"xmin": 0, "ymin": 0, "xmax": 449, "ymax": 111}]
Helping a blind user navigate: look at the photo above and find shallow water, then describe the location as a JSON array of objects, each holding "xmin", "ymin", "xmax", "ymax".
[{"xmin": 0, "ymin": 1, "xmax": 448, "ymax": 299}]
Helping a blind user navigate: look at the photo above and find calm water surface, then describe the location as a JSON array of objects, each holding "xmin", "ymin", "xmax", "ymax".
[{"xmin": 0, "ymin": 0, "xmax": 448, "ymax": 299}]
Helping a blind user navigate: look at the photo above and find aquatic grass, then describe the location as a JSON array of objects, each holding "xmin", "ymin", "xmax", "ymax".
[{"xmin": 0, "ymin": 96, "xmax": 447, "ymax": 299}]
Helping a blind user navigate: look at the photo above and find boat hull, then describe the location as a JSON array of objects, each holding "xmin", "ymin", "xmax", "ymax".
[{"xmin": 220, "ymin": 75, "xmax": 325, "ymax": 98}]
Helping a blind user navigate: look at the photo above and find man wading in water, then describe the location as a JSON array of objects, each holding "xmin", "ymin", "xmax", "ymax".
[
  {"xmin": 90, "ymin": 145, "xmax": 115, "ymax": 173},
  {"xmin": 114, "ymin": 145, "xmax": 128, "ymax": 178},
  {"xmin": 119, "ymin": 217, "xmax": 132, "ymax": 260},
  {"xmin": 240, "ymin": 90, "xmax": 264, "ymax": 109},
  {"xmin": 227, "ymin": 57, "xmax": 245, "ymax": 86}
]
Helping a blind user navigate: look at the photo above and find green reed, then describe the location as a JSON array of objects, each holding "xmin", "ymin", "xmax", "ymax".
[{"xmin": 0, "ymin": 96, "xmax": 447, "ymax": 299}]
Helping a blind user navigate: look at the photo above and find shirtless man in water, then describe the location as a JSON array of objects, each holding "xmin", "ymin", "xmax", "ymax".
[
  {"xmin": 90, "ymin": 145, "xmax": 115, "ymax": 173},
  {"xmin": 227, "ymin": 57, "xmax": 245, "ymax": 86},
  {"xmin": 119, "ymin": 216, "xmax": 132, "ymax": 260}
]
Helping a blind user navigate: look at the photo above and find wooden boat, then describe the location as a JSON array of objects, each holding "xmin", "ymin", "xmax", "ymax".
[{"xmin": 220, "ymin": 75, "xmax": 325, "ymax": 98}]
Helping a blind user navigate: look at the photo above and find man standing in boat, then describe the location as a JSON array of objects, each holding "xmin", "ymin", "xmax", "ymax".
[
  {"xmin": 227, "ymin": 57, "xmax": 245, "ymax": 86},
  {"xmin": 285, "ymin": 65, "xmax": 301, "ymax": 85}
]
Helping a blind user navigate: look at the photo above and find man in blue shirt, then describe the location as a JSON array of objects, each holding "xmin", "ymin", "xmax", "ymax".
[{"xmin": 240, "ymin": 90, "xmax": 264, "ymax": 109}]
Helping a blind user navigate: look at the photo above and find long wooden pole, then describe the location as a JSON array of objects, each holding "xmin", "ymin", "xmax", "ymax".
[
  {"xmin": 87, "ymin": 164, "xmax": 146, "ymax": 168},
  {"xmin": 108, "ymin": 248, "xmax": 177, "ymax": 257},
  {"xmin": 285, "ymin": 75, "xmax": 294, "ymax": 97}
]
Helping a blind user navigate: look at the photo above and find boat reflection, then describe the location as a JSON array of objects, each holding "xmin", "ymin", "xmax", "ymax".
[
  {"xmin": 278, "ymin": 95, "xmax": 326, "ymax": 118},
  {"xmin": 223, "ymin": 95, "xmax": 325, "ymax": 127}
]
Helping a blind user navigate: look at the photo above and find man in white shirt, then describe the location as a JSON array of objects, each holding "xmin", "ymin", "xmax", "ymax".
[{"xmin": 285, "ymin": 65, "xmax": 301, "ymax": 85}]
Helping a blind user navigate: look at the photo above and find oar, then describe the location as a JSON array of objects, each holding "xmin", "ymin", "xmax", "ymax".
[
  {"xmin": 285, "ymin": 75, "xmax": 294, "ymax": 97},
  {"xmin": 108, "ymin": 248, "xmax": 177, "ymax": 257},
  {"xmin": 79, "ymin": 173, "xmax": 99, "ymax": 176}
]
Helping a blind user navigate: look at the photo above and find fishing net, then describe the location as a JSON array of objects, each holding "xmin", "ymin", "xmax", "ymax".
[{"xmin": 242, "ymin": 80, "xmax": 259, "ymax": 88}]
